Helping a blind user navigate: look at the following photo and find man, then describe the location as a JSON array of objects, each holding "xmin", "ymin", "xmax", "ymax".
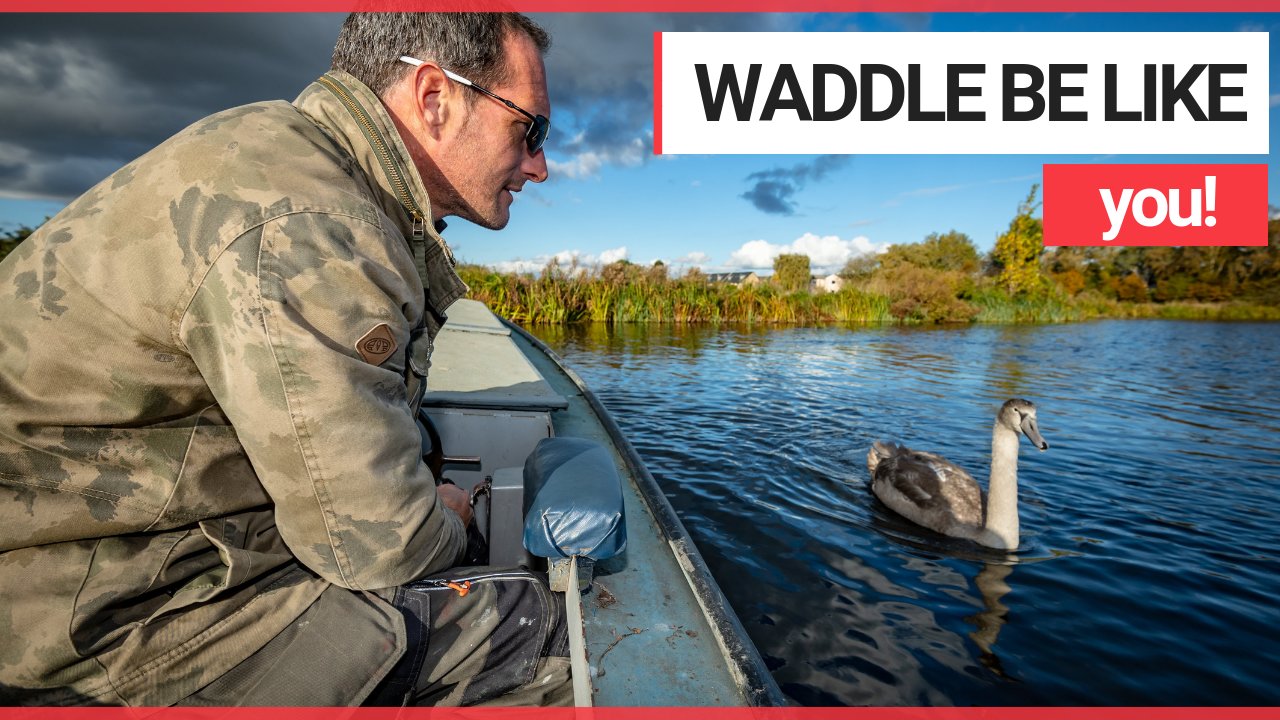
[{"xmin": 0, "ymin": 13, "xmax": 568, "ymax": 706}]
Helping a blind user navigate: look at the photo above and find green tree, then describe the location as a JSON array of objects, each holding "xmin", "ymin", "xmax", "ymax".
[
  {"xmin": 1241, "ymin": 215, "xmax": 1280, "ymax": 303},
  {"xmin": 838, "ymin": 253, "xmax": 879, "ymax": 281},
  {"xmin": 991, "ymin": 186, "xmax": 1048, "ymax": 296},
  {"xmin": 773, "ymin": 253, "xmax": 811, "ymax": 293},
  {"xmin": 882, "ymin": 230, "xmax": 980, "ymax": 273},
  {"xmin": 0, "ymin": 225, "xmax": 36, "ymax": 265}
]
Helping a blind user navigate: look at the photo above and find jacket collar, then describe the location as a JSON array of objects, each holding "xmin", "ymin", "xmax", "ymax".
[{"xmin": 293, "ymin": 70, "xmax": 468, "ymax": 317}]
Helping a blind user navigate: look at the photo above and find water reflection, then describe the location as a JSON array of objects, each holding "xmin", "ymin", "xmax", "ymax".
[
  {"xmin": 534, "ymin": 320, "xmax": 1280, "ymax": 705},
  {"xmin": 966, "ymin": 562, "xmax": 1015, "ymax": 680}
]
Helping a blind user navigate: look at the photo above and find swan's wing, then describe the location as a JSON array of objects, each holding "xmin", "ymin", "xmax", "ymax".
[
  {"xmin": 873, "ymin": 448, "xmax": 946, "ymax": 505},
  {"xmin": 872, "ymin": 447, "xmax": 984, "ymax": 524},
  {"xmin": 908, "ymin": 450, "xmax": 984, "ymax": 522}
]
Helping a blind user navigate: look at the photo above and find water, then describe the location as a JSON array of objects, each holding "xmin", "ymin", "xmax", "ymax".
[{"xmin": 531, "ymin": 320, "xmax": 1280, "ymax": 706}]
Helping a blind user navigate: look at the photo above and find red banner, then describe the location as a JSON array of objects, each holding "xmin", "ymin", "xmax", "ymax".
[{"xmin": 1043, "ymin": 164, "xmax": 1268, "ymax": 247}]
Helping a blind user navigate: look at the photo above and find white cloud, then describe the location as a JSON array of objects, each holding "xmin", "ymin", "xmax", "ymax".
[
  {"xmin": 548, "ymin": 135, "xmax": 648, "ymax": 180},
  {"xmin": 725, "ymin": 233, "xmax": 887, "ymax": 273},
  {"xmin": 674, "ymin": 251, "xmax": 711, "ymax": 266},
  {"xmin": 548, "ymin": 153, "xmax": 604, "ymax": 180},
  {"xmin": 599, "ymin": 246, "xmax": 629, "ymax": 263},
  {"xmin": 491, "ymin": 246, "xmax": 629, "ymax": 274},
  {"xmin": 490, "ymin": 259, "xmax": 551, "ymax": 274}
]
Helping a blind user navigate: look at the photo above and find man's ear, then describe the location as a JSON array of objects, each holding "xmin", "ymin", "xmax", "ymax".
[{"xmin": 410, "ymin": 62, "xmax": 455, "ymax": 135}]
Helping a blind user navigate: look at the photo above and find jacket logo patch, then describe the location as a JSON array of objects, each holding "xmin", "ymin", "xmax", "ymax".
[{"xmin": 356, "ymin": 323, "xmax": 397, "ymax": 365}]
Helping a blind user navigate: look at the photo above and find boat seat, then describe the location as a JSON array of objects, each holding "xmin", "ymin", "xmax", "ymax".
[
  {"xmin": 522, "ymin": 437, "xmax": 627, "ymax": 565},
  {"xmin": 520, "ymin": 436, "xmax": 627, "ymax": 707}
]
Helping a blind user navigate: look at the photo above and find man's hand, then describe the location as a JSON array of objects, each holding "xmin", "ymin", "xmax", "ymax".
[{"xmin": 438, "ymin": 482, "xmax": 474, "ymax": 527}]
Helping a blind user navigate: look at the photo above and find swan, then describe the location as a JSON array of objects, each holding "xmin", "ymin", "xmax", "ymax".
[{"xmin": 867, "ymin": 399, "xmax": 1048, "ymax": 550}]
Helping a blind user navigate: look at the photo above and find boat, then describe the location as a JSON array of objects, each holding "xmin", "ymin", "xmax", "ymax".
[{"xmin": 420, "ymin": 298, "xmax": 787, "ymax": 707}]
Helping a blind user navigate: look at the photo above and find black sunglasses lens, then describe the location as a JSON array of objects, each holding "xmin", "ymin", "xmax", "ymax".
[{"xmin": 526, "ymin": 117, "xmax": 549, "ymax": 154}]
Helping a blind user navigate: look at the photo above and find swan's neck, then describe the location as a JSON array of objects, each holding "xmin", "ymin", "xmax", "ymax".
[{"xmin": 982, "ymin": 422, "xmax": 1021, "ymax": 550}]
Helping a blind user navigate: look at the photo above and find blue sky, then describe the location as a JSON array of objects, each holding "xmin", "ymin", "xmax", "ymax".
[{"xmin": 1, "ymin": 12, "xmax": 1276, "ymax": 275}]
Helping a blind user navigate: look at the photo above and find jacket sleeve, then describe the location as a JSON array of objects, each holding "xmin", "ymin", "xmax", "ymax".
[{"xmin": 178, "ymin": 210, "xmax": 466, "ymax": 590}]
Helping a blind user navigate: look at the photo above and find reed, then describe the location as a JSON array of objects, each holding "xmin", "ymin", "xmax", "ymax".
[
  {"xmin": 1120, "ymin": 301, "xmax": 1280, "ymax": 321},
  {"xmin": 968, "ymin": 286, "xmax": 1080, "ymax": 323},
  {"xmin": 455, "ymin": 265, "xmax": 1278, "ymax": 326}
]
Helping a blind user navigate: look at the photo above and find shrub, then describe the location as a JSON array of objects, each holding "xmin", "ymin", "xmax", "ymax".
[{"xmin": 869, "ymin": 264, "xmax": 977, "ymax": 323}]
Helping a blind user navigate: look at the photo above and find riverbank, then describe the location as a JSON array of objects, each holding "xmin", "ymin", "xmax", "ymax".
[{"xmin": 458, "ymin": 265, "xmax": 1280, "ymax": 325}]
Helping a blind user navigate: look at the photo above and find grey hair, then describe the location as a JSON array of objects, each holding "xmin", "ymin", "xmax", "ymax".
[{"xmin": 331, "ymin": 13, "xmax": 551, "ymax": 98}]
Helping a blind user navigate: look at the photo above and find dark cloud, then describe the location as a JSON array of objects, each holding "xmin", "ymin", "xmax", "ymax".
[
  {"xmin": 0, "ymin": 14, "xmax": 342, "ymax": 200},
  {"xmin": 532, "ymin": 13, "xmax": 803, "ymax": 176},
  {"xmin": 0, "ymin": 13, "xmax": 805, "ymax": 201},
  {"xmin": 741, "ymin": 179, "xmax": 797, "ymax": 215},
  {"xmin": 740, "ymin": 154, "xmax": 851, "ymax": 215}
]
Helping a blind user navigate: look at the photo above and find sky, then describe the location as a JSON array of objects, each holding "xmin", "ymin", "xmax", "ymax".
[{"xmin": 1, "ymin": 12, "xmax": 1277, "ymax": 276}]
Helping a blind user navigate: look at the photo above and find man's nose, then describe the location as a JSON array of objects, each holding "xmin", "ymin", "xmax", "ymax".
[{"xmin": 523, "ymin": 147, "xmax": 548, "ymax": 183}]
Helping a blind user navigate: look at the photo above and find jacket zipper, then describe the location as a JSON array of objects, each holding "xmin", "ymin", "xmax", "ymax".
[
  {"xmin": 409, "ymin": 571, "xmax": 540, "ymax": 597},
  {"xmin": 415, "ymin": 571, "xmax": 539, "ymax": 587},
  {"xmin": 414, "ymin": 568, "xmax": 535, "ymax": 586},
  {"xmin": 316, "ymin": 74, "xmax": 425, "ymax": 233}
]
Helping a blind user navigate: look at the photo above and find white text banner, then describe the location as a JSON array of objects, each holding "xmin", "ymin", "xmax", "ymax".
[{"xmin": 657, "ymin": 32, "xmax": 1269, "ymax": 154}]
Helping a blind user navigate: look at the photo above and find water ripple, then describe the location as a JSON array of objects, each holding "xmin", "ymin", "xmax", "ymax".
[{"xmin": 537, "ymin": 320, "xmax": 1280, "ymax": 705}]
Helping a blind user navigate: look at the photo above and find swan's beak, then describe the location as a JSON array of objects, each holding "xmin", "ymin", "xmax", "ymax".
[{"xmin": 1021, "ymin": 416, "xmax": 1049, "ymax": 451}]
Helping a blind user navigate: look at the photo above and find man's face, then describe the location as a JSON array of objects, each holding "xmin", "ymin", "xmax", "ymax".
[{"xmin": 436, "ymin": 31, "xmax": 550, "ymax": 230}]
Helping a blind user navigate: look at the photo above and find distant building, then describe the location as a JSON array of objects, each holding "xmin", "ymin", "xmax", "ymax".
[
  {"xmin": 811, "ymin": 274, "xmax": 845, "ymax": 294},
  {"xmin": 705, "ymin": 271, "xmax": 760, "ymax": 287}
]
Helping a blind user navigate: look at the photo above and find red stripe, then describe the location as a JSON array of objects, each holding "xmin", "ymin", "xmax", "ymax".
[
  {"xmin": 3, "ymin": 0, "xmax": 1277, "ymax": 10},
  {"xmin": 654, "ymin": 31, "xmax": 663, "ymax": 156}
]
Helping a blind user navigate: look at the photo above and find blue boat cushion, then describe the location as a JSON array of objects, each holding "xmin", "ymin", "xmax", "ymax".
[{"xmin": 522, "ymin": 437, "xmax": 626, "ymax": 560}]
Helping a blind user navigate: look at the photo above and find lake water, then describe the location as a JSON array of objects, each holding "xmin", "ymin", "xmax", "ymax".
[{"xmin": 531, "ymin": 320, "xmax": 1280, "ymax": 706}]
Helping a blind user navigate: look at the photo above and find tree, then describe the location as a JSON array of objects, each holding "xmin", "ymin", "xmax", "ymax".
[
  {"xmin": 0, "ymin": 225, "xmax": 36, "ymax": 265},
  {"xmin": 1115, "ymin": 272, "xmax": 1149, "ymax": 302},
  {"xmin": 838, "ymin": 253, "xmax": 879, "ymax": 281},
  {"xmin": 991, "ymin": 186, "xmax": 1048, "ymax": 296},
  {"xmin": 1052, "ymin": 269, "xmax": 1086, "ymax": 296},
  {"xmin": 881, "ymin": 230, "xmax": 980, "ymax": 273},
  {"xmin": 773, "ymin": 253, "xmax": 811, "ymax": 292}
]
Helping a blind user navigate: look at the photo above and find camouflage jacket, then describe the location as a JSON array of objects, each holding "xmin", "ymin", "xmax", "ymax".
[{"xmin": 0, "ymin": 71, "xmax": 469, "ymax": 705}]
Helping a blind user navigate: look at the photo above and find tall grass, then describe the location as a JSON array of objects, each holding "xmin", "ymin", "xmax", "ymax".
[
  {"xmin": 457, "ymin": 265, "xmax": 896, "ymax": 325},
  {"xmin": 968, "ymin": 286, "xmax": 1081, "ymax": 323},
  {"xmin": 456, "ymin": 264, "xmax": 1278, "ymax": 325},
  {"xmin": 1118, "ymin": 301, "xmax": 1280, "ymax": 321}
]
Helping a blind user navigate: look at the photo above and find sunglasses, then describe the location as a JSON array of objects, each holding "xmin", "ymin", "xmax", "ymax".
[{"xmin": 399, "ymin": 55, "xmax": 549, "ymax": 156}]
